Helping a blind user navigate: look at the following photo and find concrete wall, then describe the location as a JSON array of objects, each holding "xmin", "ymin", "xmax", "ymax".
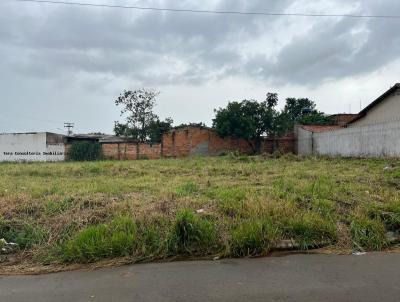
[
  {"xmin": 295, "ymin": 126, "xmax": 313, "ymax": 156},
  {"xmin": 0, "ymin": 133, "xmax": 65, "ymax": 162},
  {"xmin": 297, "ymin": 121, "xmax": 400, "ymax": 157},
  {"xmin": 351, "ymin": 90, "xmax": 400, "ymax": 127}
]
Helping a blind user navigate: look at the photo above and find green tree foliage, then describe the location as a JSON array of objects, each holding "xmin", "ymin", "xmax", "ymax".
[
  {"xmin": 69, "ymin": 141, "xmax": 102, "ymax": 161},
  {"xmin": 276, "ymin": 97, "xmax": 334, "ymax": 135},
  {"xmin": 298, "ymin": 111, "xmax": 334, "ymax": 126},
  {"xmin": 213, "ymin": 100, "xmax": 275, "ymax": 152},
  {"xmin": 148, "ymin": 117, "xmax": 174, "ymax": 144},
  {"xmin": 114, "ymin": 89, "xmax": 173, "ymax": 143},
  {"xmin": 213, "ymin": 94, "xmax": 334, "ymax": 141}
]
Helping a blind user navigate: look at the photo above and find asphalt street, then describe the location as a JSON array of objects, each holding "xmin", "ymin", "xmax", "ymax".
[{"xmin": 1, "ymin": 253, "xmax": 399, "ymax": 302}]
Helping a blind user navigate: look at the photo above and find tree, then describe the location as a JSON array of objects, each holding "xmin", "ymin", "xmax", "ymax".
[
  {"xmin": 113, "ymin": 122, "xmax": 139, "ymax": 138},
  {"xmin": 148, "ymin": 117, "xmax": 174, "ymax": 143},
  {"xmin": 276, "ymin": 97, "xmax": 333, "ymax": 135},
  {"xmin": 114, "ymin": 89, "xmax": 173, "ymax": 143},
  {"xmin": 115, "ymin": 89, "xmax": 159, "ymax": 142},
  {"xmin": 213, "ymin": 100, "xmax": 275, "ymax": 153},
  {"xmin": 266, "ymin": 92, "xmax": 278, "ymax": 109},
  {"xmin": 298, "ymin": 111, "xmax": 334, "ymax": 126},
  {"xmin": 282, "ymin": 97, "xmax": 317, "ymax": 124}
]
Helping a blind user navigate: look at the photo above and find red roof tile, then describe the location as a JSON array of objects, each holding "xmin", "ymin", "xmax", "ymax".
[{"xmin": 301, "ymin": 125, "xmax": 343, "ymax": 133}]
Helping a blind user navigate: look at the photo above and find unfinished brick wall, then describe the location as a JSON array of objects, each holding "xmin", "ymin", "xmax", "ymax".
[
  {"xmin": 102, "ymin": 143, "xmax": 161, "ymax": 160},
  {"xmin": 79, "ymin": 126, "xmax": 295, "ymax": 161},
  {"xmin": 138, "ymin": 143, "xmax": 161, "ymax": 159},
  {"xmin": 161, "ymin": 126, "xmax": 254, "ymax": 157},
  {"xmin": 208, "ymin": 131, "xmax": 253, "ymax": 155},
  {"xmin": 102, "ymin": 143, "xmax": 136, "ymax": 160},
  {"xmin": 261, "ymin": 134, "xmax": 295, "ymax": 154}
]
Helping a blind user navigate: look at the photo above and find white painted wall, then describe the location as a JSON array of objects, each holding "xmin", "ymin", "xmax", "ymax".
[
  {"xmin": 0, "ymin": 133, "xmax": 65, "ymax": 162},
  {"xmin": 297, "ymin": 121, "xmax": 400, "ymax": 157}
]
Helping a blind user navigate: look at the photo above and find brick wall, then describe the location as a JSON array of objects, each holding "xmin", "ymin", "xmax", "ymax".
[
  {"xmin": 138, "ymin": 143, "xmax": 161, "ymax": 159},
  {"xmin": 261, "ymin": 134, "xmax": 296, "ymax": 154},
  {"xmin": 162, "ymin": 126, "xmax": 254, "ymax": 157},
  {"xmin": 102, "ymin": 143, "xmax": 137, "ymax": 160},
  {"xmin": 71, "ymin": 126, "xmax": 295, "ymax": 161},
  {"xmin": 102, "ymin": 143, "xmax": 161, "ymax": 160}
]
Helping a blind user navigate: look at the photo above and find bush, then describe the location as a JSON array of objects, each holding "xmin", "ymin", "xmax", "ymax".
[
  {"xmin": 169, "ymin": 209, "xmax": 218, "ymax": 255},
  {"xmin": 68, "ymin": 141, "xmax": 102, "ymax": 161},
  {"xmin": 63, "ymin": 216, "xmax": 137, "ymax": 263},
  {"xmin": 350, "ymin": 215, "xmax": 388, "ymax": 250},
  {"xmin": 230, "ymin": 219, "xmax": 279, "ymax": 257}
]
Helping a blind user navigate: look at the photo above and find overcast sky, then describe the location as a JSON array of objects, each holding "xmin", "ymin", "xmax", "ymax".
[{"xmin": 1, "ymin": 0, "xmax": 399, "ymax": 134}]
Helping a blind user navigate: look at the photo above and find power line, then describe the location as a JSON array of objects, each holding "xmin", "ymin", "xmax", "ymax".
[{"xmin": 12, "ymin": 0, "xmax": 400, "ymax": 19}]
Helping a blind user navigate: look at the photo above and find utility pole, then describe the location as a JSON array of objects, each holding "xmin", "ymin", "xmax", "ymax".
[{"xmin": 64, "ymin": 122, "xmax": 75, "ymax": 136}]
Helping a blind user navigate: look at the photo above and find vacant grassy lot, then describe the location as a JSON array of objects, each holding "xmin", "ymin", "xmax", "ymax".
[{"xmin": 0, "ymin": 155, "xmax": 399, "ymax": 271}]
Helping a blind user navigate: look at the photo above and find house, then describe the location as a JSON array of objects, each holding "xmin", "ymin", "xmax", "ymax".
[
  {"xmin": 348, "ymin": 83, "xmax": 400, "ymax": 127},
  {"xmin": 0, "ymin": 132, "xmax": 65, "ymax": 162}
]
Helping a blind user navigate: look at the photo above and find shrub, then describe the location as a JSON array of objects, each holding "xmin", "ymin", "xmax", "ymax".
[
  {"xmin": 230, "ymin": 219, "xmax": 279, "ymax": 257},
  {"xmin": 68, "ymin": 141, "xmax": 102, "ymax": 161},
  {"xmin": 350, "ymin": 215, "xmax": 388, "ymax": 250},
  {"xmin": 63, "ymin": 216, "xmax": 137, "ymax": 263},
  {"xmin": 169, "ymin": 209, "xmax": 218, "ymax": 255}
]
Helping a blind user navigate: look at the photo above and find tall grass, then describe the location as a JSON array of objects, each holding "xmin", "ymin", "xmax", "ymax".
[
  {"xmin": 169, "ymin": 209, "xmax": 218, "ymax": 255},
  {"xmin": 63, "ymin": 216, "xmax": 137, "ymax": 263}
]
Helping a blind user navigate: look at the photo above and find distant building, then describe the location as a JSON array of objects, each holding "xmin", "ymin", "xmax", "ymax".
[
  {"xmin": 329, "ymin": 114, "xmax": 360, "ymax": 126},
  {"xmin": 0, "ymin": 132, "xmax": 65, "ymax": 162}
]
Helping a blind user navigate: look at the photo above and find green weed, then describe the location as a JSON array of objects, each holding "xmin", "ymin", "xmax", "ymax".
[
  {"xmin": 282, "ymin": 213, "xmax": 337, "ymax": 249},
  {"xmin": 212, "ymin": 187, "xmax": 247, "ymax": 217},
  {"xmin": 169, "ymin": 209, "xmax": 218, "ymax": 255},
  {"xmin": 44, "ymin": 197, "xmax": 74, "ymax": 216},
  {"xmin": 230, "ymin": 219, "xmax": 279, "ymax": 257},
  {"xmin": 63, "ymin": 216, "xmax": 137, "ymax": 263},
  {"xmin": 176, "ymin": 182, "xmax": 200, "ymax": 196},
  {"xmin": 350, "ymin": 215, "xmax": 388, "ymax": 250},
  {"xmin": 4, "ymin": 221, "xmax": 48, "ymax": 249}
]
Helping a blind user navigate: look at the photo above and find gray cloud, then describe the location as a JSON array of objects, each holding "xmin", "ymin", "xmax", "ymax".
[
  {"xmin": 0, "ymin": 0, "xmax": 400, "ymax": 133},
  {"xmin": 0, "ymin": 0, "xmax": 293, "ymax": 85},
  {"xmin": 252, "ymin": 0, "xmax": 400, "ymax": 84}
]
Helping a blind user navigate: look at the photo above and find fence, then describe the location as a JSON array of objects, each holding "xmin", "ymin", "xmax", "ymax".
[{"xmin": 296, "ymin": 120, "xmax": 400, "ymax": 157}]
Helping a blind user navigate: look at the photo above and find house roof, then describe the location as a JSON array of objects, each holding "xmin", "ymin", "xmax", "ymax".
[
  {"xmin": 301, "ymin": 125, "xmax": 343, "ymax": 133},
  {"xmin": 328, "ymin": 113, "xmax": 360, "ymax": 126},
  {"xmin": 349, "ymin": 83, "xmax": 400, "ymax": 124},
  {"xmin": 67, "ymin": 134, "xmax": 137, "ymax": 143}
]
